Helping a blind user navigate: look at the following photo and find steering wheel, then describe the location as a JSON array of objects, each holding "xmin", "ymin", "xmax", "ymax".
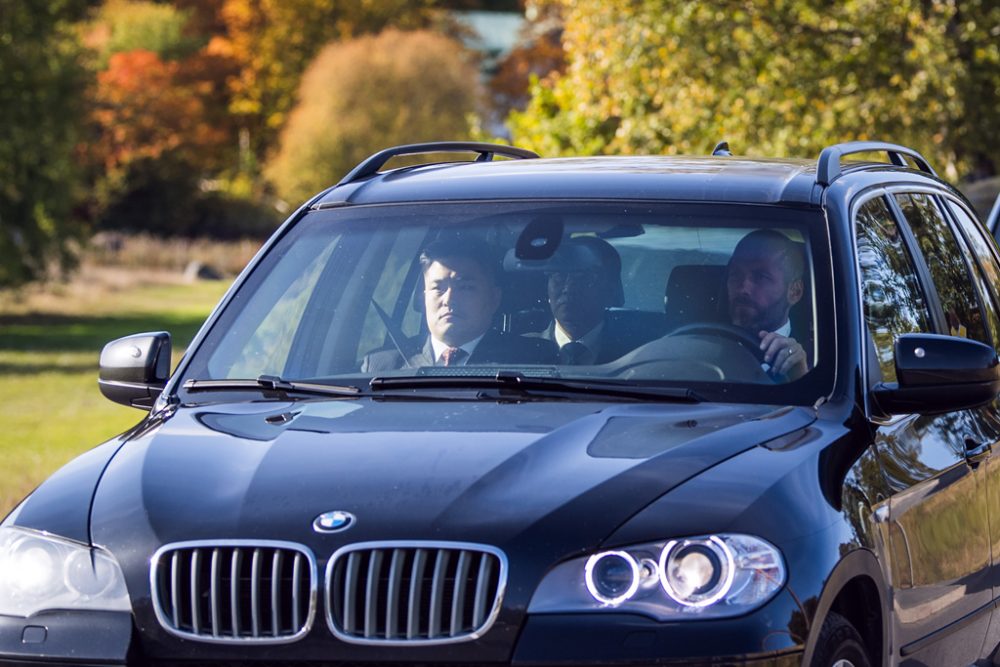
[{"xmin": 668, "ymin": 322, "xmax": 766, "ymax": 364}]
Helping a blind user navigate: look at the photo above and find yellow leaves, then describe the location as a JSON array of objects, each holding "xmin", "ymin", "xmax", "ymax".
[{"xmin": 266, "ymin": 29, "xmax": 479, "ymax": 203}]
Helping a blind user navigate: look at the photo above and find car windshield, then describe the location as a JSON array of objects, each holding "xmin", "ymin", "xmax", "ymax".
[{"xmin": 178, "ymin": 200, "xmax": 834, "ymax": 405}]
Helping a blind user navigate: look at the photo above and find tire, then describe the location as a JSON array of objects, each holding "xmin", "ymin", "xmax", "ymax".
[{"xmin": 811, "ymin": 611, "xmax": 873, "ymax": 667}]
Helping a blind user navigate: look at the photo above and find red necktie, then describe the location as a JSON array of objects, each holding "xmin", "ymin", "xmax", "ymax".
[{"xmin": 440, "ymin": 347, "xmax": 466, "ymax": 366}]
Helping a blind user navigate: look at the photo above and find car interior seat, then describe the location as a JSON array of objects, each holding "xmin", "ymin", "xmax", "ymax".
[{"xmin": 663, "ymin": 264, "xmax": 728, "ymax": 331}]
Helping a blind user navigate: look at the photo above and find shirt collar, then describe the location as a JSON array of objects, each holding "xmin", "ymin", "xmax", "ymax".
[
  {"xmin": 775, "ymin": 320, "xmax": 792, "ymax": 337},
  {"xmin": 554, "ymin": 320, "xmax": 605, "ymax": 351},
  {"xmin": 431, "ymin": 332, "xmax": 485, "ymax": 364}
]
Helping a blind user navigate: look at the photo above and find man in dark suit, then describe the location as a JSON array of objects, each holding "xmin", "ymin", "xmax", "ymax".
[
  {"xmin": 725, "ymin": 229, "xmax": 809, "ymax": 380},
  {"xmin": 539, "ymin": 236, "xmax": 656, "ymax": 364},
  {"xmin": 362, "ymin": 239, "xmax": 557, "ymax": 372}
]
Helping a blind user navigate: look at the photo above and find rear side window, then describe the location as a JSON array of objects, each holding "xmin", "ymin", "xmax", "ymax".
[
  {"xmin": 947, "ymin": 201, "xmax": 1000, "ymax": 351},
  {"xmin": 895, "ymin": 193, "xmax": 989, "ymax": 344},
  {"xmin": 855, "ymin": 196, "xmax": 931, "ymax": 383}
]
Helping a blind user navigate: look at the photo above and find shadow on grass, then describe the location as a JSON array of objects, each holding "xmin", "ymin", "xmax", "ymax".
[
  {"xmin": 0, "ymin": 312, "xmax": 210, "ymax": 363},
  {"xmin": 0, "ymin": 362, "xmax": 99, "ymax": 375}
]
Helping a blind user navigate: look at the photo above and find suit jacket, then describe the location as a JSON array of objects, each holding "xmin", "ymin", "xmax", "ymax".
[
  {"xmin": 361, "ymin": 329, "xmax": 558, "ymax": 373},
  {"xmin": 536, "ymin": 310, "xmax": 668, "ymax": 364}
]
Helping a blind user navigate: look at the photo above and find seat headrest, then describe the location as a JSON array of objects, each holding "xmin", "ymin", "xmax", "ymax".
[{"xmin": 664, "ymin": 264, "xmax": 727, "ymax": 326}]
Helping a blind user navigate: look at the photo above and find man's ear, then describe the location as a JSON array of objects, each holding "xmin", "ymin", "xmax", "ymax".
[{"xmin": 787, "ymin": 278, "xmax": 804, "ymax": 306}]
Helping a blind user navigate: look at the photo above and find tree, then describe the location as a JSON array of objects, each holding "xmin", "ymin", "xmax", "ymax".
[
  {"xmin": 265, "ymin": 29, "xmax": 480, "ymax": 205},
  {"xmin": 0, "ymin": 2, "xmax": 92, "ymax": 286},
  {"xmin": 82, "ymin": 0, "xmax": 203, "ymax": 67},
  {"xmin": 88, "ymin": 49, "xmax": 229, "ymax": 181},
  {"xmin": 83, "ymin": 48, "xmax": 237, "ymax": 234},
  {"xmin": 488, "ymin": 25, "xmax": 564, "ymax": 115},
  {"xmin": 510, "ymin": 0, "xmax": 1000, "ymax": 181},
  {"xmin": 80, "ymin": 0, "xmax": 248, "ymax": 236},
  {"xmin": 210, "ymin": 0, "xmax": 441, "ymax": 162}
]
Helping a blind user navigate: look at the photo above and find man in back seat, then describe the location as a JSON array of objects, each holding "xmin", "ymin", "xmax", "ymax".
[{"xmin": 539, "ymin": 236, "xmax": 657, "ymax": 364}]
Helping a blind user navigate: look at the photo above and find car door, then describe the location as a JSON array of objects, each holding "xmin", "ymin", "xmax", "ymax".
[
  {"xmin": 942, "ymin": 197, "xmax": 1000, "ymax": 654},
  {"xmin": 856, "ymin": 192, "xmax": 995, "ymax": 666}
]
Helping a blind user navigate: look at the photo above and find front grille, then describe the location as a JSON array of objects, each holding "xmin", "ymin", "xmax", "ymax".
[
  {"xmin": 150, "ymin": 541, "xmax": 317, "ymax": 644},
  {"xmin": 325, "ymin": 541, "xmax": 507, "ymax": 645}
]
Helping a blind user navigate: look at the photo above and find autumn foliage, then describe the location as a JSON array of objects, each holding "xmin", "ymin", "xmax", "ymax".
[
  {"xmin": 3, "ymin": 0, "xmax": 999, "ymax": 286},
  {"xmin": 511, "ymin": 0, "xmax": 1000, "ymax": 182},
  {"xmin": 90, "ymin": 50, "xmax": 227, "ymax": 183},
  {"xmin": 265, "ymin": 29, "xmax": 480, "ymax": 205}
]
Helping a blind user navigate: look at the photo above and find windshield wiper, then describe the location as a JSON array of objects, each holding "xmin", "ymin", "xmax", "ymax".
[
  {"xmin": 369, "ymin": 372, "xmax": 703, "ymax": 402},
  {"xmin": 183, "ymin": 375, "xmax": 362, "ymax": 397}
]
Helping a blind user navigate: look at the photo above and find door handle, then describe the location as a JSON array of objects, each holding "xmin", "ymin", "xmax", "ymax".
[{"xmin": 965, "ymin": 439, "xmax": 992, "ymax": 467}]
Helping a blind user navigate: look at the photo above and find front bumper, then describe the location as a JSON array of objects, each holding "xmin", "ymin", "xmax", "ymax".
[
  {"xmin": 0, "ymin": 610, "xmax": 131, "ymax": 666},
  {"xmin": 513, "ymin": 611, "xmax": 803, "ymax": 666},
  {"xmin": 0, "ymin": 609, "xmax": 804, "ymax": 667}
]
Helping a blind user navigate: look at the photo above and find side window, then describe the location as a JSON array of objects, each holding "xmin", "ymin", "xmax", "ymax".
[
  {"xmin": 210, "ymin": 238, "xmax": 338, "ymax": 379},
  {"xmin": 895, "ymin": 193, "xmax": 989, "ymax": 344},
  {"xmin": 855, "ymin": 196, "xmax": 932, "ymax": 382},
  {"xmin": 947, "ymin": 201, "xmax": 1000, "ymax": 351}
]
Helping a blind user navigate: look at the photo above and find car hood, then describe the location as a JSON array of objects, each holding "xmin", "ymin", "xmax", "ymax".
[{"xmin": 91, "ymin": 397, "xmax": 814, "ymax": 557}]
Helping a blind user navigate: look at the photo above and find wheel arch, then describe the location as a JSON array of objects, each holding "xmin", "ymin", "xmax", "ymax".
[{"xmin": 801, "ymin": 547, "xmax": 890, "ymax": 667}]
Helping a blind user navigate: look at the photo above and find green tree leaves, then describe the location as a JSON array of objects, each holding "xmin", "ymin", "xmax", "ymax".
[
  {"xmin": 0, "ymin": 2, "xmax": 91, "ymax": 286},
  {"xmin": 511, "ymin": 0, "xmax": 999, "ymax": 181}
]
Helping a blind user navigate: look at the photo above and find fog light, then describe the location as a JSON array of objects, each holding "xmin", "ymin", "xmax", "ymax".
[{"xmin": 584, "ymin": 550, "xmax": 640, "ymax": 606}]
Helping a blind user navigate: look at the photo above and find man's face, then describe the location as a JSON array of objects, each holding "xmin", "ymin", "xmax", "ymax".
[
  {"xmin": 726, "ymin": 249, "xmax": 802, "ymax": 332},
  {"xmin": 423, "ymin": 257, "xmax": 501, "ymax": 347},
  {"xmin": 547, "ymin": 270, "xmax": 609, "ymax": 337}
]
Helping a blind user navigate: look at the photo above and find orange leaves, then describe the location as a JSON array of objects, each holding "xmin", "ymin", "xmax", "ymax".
[{"xmin": 89, "ymin": 48, "xmax": 228, "ymax": 184}]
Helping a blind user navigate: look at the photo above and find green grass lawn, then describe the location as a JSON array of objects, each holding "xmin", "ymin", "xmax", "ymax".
[{"xmin": 0, "ymin": 273, "xmax": 230, "ymax": 517}]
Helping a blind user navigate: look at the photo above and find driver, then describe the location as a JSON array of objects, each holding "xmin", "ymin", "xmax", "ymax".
[{"xmin": 726, "ymin": 229, "xmax": 809, "ymax": 380}]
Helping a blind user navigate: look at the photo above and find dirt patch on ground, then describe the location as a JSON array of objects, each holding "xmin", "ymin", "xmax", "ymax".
[{"xmin": 0, "ymin": 264, "xmax": 190, "ymax": 316}]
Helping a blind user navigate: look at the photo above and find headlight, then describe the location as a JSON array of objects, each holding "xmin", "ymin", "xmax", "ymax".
[
  {"xmin": 0, "ymin": 526, "xmax": 130, "ymax": 617},
  {"xmin": 528, "ymin": 534, "xmax": 785, "ymax": 620}
]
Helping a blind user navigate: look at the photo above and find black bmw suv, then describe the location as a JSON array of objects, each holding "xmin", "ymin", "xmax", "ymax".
[{"xmin": 4, "ymin": 140, "xmax": 1000, "ymax": 667}]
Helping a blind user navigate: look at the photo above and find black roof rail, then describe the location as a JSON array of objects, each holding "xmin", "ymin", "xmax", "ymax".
[
  {"xmin": 986, "ymin": 192, "xmax": 1000, "ymax": 235},
  {"xmin": 337, "ymin": 141, "xmax": 539, "ymax": 186},
  {"xmin": 712, "ymin": 141, "xmax": 732, "ymax": 157},
  {"xmin": 816, "ymin": 141, "xmax": 937, "ymax": 186}
]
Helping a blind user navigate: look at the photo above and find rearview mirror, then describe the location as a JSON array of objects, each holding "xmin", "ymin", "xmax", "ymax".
[
  {"xmin": 872, "ymin": 333, "xmax": 1000, "ymax": 415},
  {"xmin": 98, "ymin": 332, "xmax": 172, "ymax": 410}
]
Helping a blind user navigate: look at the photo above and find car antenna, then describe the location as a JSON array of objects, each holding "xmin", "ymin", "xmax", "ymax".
[{"xmin": 712, "ymin": 141, "xmax": 733, "ymax": 157}]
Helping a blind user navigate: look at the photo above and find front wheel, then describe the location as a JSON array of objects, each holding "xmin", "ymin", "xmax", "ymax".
[{"xmin": 811, "ymin": 612, "xmax": 872, "ymax": 667}]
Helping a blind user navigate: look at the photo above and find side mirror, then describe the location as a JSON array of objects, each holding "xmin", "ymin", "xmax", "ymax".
[
  {"xmin": 98, "ymin": 332, "xmax": 172, "ymax": 410},
  {"xmin": 872, "ymin": 333, "xmax": 1000, "ymax": 415}
]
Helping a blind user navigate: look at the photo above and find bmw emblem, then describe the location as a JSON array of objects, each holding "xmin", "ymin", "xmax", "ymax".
[{"xmin": 313, "ymin": 510, "xmax": 356, "ymax": 533}]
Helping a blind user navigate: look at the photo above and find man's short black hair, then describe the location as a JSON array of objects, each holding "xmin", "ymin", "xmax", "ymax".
[
  {"xmin": 419, "ymin": 238, "xmax": 501, "ymax": 286},
  {"xmin": 731, "ymin": 229, "xmax": 805, "ymax": 284}
]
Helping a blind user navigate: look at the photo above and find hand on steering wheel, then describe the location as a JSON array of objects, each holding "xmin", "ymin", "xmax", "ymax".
[
  {"xmin": 758, "ymin": 331, "xmax": 808, "ymax": 380},
  {"xmin": 668, "ymin": 322, "xmax": 767, "ymax": 363}
]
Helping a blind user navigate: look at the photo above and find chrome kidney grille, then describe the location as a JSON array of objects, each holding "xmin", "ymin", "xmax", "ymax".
[
  {"xmin": 325, "ymin": 541, "xmax": 507, "ymax": 645},
  {"xmin": 150, "ymin": 541, "xmax": 317, "ymax": 644}
]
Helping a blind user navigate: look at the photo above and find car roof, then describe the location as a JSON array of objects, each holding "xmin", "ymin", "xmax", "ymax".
[
  {"xmin": 314, "ymin": 155, "xmax": 825, "ymax": 208},
  {"xmin": 310, "ymin": 141, "xmax": 954, "ymax": 212}
]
